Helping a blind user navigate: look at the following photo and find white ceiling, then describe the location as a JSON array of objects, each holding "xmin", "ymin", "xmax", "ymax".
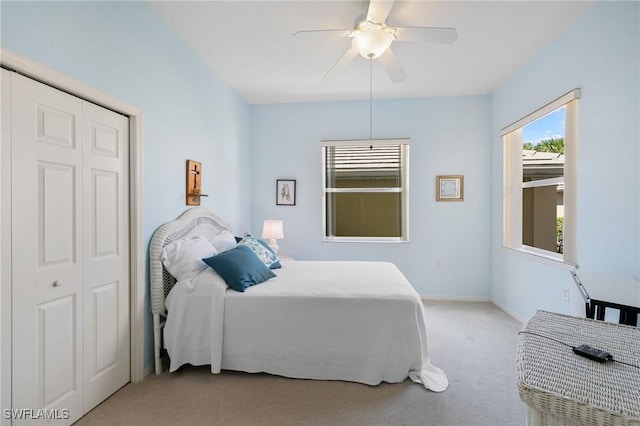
[{"xmin": 149, "ymin": 1, "xmax": 594, "ymax": 105}]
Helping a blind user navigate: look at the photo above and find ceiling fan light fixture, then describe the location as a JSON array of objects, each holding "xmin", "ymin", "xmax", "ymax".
[{"xmin": 351, "ymin": 21, "xmax": 394, "ymax": 59}]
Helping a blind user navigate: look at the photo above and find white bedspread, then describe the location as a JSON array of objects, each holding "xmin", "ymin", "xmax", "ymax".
[{"xmin": 164, "ymin": 261, "xmax": 448, "ymax": 392}]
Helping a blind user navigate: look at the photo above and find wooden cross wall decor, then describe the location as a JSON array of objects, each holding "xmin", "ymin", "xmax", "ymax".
[{"xmin": 186, "ymin": 159, "xmax": 208, "ymax": 205}]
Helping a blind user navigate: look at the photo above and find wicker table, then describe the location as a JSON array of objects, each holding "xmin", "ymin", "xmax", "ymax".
[{"xmin": 516, "ymin": 310, "xmax": 640, "ymax": 426}]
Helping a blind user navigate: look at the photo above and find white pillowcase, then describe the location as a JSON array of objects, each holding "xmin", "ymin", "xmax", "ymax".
[
  {"xmin": 209, "ymin": 230, "xmax": 237, "ymax": 252},
  {"xmin": 161, "ymin": 236, "xmax": 218, "ymax": 281}
]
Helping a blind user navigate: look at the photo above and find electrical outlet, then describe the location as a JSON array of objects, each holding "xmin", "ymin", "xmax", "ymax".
[
  {"xmin": 562, "ymin": 288, "xmax": 569, "ymax": 301},
  {"xmin": 435, "ymin": 260, "xmax": 442, "ymax": 269}
]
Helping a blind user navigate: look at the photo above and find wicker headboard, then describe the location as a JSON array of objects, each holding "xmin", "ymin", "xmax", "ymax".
[{"xmin": 149, "ymin": 207, "xmax": 232, "ymax": 316}]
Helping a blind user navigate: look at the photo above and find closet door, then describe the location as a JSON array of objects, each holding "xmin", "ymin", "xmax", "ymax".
[
  {"xmin": 10, "ymin": 72, "xmax": 130, "ymax": 423},
  {"xmin": 82, "ymin": 101, "xmax": 130, "ymax": 412},
  {"xmin": 11, "ymin": 73, "xmax": 85, "ymax": 424}
]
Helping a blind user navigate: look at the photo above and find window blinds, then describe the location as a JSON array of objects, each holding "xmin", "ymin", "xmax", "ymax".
[{"xmin": 325, "ymin": 144, "xmax": 403, "ymax": 181}]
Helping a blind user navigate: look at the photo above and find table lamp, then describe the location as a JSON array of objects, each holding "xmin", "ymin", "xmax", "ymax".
[{"xmin": 261, "ymin": 220, "xmax": 284, "ymax": 254}]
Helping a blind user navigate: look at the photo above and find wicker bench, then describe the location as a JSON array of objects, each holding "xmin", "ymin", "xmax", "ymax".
[{"xmin": 516, "ymin": 311, "xmax": 640, "ymax": 426}]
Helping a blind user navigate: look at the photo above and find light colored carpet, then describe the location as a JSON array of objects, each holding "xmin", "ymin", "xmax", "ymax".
[{"xmin": 76, "ymin": 301, "xmax": 526, "ymax": 426}]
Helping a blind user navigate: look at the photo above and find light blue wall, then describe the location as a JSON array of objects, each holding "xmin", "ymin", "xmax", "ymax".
[
  {"xmin": 491, "ymin": 1, "xmax": 640, "ymax": 321},
  {"xmin": 1, "ymin": 1, "xmax": 252, "ymax": 370},
  {"xmin": 3, "ymin": 0, "xmax": 637, "ymax": 377},
  {"xmin": 250, "ymin": 96, "xmax": 493, "ymax": 297}
]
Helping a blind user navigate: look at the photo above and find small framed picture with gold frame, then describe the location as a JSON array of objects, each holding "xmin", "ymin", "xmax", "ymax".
[{"xmin": 436, "ymin": 175, "xmax": 464, "ymax": 201}]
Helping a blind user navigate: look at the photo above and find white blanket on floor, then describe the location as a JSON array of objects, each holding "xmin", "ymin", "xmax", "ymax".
[{"xmin": 164, "ymin": 261, "xmax": 448, "ymax": 392}]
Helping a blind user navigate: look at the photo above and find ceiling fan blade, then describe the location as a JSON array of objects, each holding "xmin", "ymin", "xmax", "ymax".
[
  {"xmin": 394, "ymin": 26, "xmax": 458, "ymax": 44},
  {"xmin": 378, "ymin": 48, "xmax": 407, "ymax": 83},
  {"xmin": 293, "ymin": 29, "xmax": 353, "ymax": 39},
  {"xmin": 323, "ymin": 47, "xmax": 359, "ymax": 81},
  {"xmin": 367, "ymin": 0, "xmax": 395, "ymax": 24}
]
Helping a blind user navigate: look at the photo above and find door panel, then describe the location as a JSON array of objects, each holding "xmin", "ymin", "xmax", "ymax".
[
  {"xmin": 92, "ymin": 170, "xmax": 118, "ymax": 257},
  {"xmin": 39, "ymin": 162, "xmax": 77, "ymax": 266},
  {"xmin": 37, "ymin": 104, "xmax": 77, "ymax": 148},
  {"xmin": 38, "ymin": 295, "xmax": 77, "ymax": 407},
  {"xmin": 91, "ymin": 282, "xmax": 119, "ymax": 374},
  {"xmin": 12, "ymin": 73, "xmax": 84, "ymax": 424},
  {"xmin": 82, "ymin": 101, "xmax": 129, "ymax": 413},
  {"xmin": 90, "ymin": 122, "xmax": 119, "ymax": 158}
]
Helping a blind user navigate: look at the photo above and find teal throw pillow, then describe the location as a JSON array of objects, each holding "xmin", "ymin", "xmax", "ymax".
[{"xmin": 202, "ymin": 245, "xmax": 276, "ymax": 292}]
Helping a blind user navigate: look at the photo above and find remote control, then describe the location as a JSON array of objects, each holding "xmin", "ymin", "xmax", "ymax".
[{"xmin": 573, "ymin": 344, "xmax": 611, "ymax": 363}]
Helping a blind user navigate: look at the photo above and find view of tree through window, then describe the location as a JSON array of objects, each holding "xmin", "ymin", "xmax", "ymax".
[
  {"xmin": 502, "ymin": 89, "xmax": 578, "ymax": 263},
  {"xmin": 522, "ymin": 107, "xmax": 565, "ymax": 253}
]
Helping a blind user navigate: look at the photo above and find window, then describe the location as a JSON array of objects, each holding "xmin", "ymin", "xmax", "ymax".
[
  {"xmin": 321, "ymin": 139, "xmax": 410, "ymax": 242},
  {"xmin": 502, "ymin": 89, "xmax": 579, "ymax": 264}
]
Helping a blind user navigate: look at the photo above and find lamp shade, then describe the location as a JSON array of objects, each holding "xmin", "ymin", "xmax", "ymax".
[{"xmin": 261, "ymin": 220, "xmax": 284, "ymax": 240}]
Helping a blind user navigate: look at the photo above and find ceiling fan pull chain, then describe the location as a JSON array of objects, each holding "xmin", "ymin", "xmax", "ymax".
[{"xmin": 369, "ymin": 56, "xmax": 373, "ymax": 146}]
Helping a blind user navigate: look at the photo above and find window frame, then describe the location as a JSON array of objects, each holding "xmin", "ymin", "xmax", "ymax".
[
  {"xmin": 501, "ymin": 89, "xmax": 579, "ymax": 266},
  {"xmin": 321, "ymin": 138, "xmax": 410, "ymax": 243}
]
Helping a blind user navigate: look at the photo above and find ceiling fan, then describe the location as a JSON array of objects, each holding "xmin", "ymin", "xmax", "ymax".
[{"xmin": 293, "ymin": 0, "xmax": 457, "ymax": 83}]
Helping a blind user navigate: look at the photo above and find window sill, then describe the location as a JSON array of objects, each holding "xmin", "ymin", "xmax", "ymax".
[
  {"xmin": 322, "ymin": 237, "xmax": 409, "ymax": 244},
  {"xmin": 503, "ymin": 246, "xmax": 576, "ymax": 271}
]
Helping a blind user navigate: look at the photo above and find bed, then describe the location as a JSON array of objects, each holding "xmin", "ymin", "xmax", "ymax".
[{"xmin": 149, "ymin": 207, "xmax": 448, "ymax": 392}]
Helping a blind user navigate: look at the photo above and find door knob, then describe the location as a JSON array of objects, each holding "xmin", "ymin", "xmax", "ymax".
[{"xmin": 52, "ymin": 280, "xmax": 63, "ymax": 287}]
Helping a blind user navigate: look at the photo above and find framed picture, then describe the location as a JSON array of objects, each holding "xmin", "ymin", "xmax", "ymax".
[
  {"xmin": 436, "ymin": 175, "xmax": 464, "ymax": 201},
  {"xmin": 276, "ymin": 179, "xmax": 296, "ymax": 206}
]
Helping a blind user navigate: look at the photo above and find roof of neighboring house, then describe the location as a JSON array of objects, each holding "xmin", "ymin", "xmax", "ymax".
[{"xmin": 523, "ymin": 150, "xmax": 564, "ymax": 180}]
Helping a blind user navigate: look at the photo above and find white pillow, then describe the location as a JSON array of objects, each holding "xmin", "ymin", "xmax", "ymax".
[
  {"xmin": 209, "ymin": 230, "xmax": 237, "ymax": 252},
  {"xmin": 161, "ymin": 236, "xmax": 218, "ymax": 280}
]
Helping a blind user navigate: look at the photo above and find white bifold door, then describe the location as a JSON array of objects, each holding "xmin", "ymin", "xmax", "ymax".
[{"xmin": 9, "ymin": 71, "xmax": 130, "ymax": 424}]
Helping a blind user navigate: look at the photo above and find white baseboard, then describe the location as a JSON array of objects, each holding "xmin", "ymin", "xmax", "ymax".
[
  {"xmin": 490, "ymin": 299, "xmax": 527, "ymax": 324},
  {"xmin": 143, "ymin": 363, "xmax": 154, "ymax": 379},
  {"xmin": 421, "ymin": 295, "xmax": 492, "ymax": 303},
  {"xmin": 420, "ymin": 296, "xmax": 526, "ymax": 324}
]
